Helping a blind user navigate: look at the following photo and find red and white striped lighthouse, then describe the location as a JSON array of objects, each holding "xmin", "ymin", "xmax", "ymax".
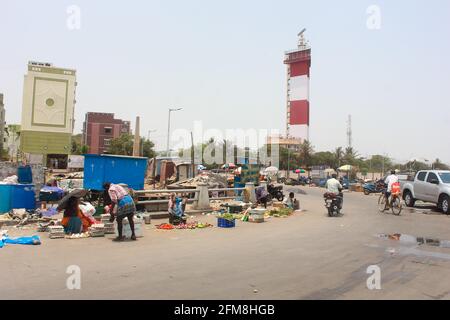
[{"xmin": 284, "ymin": 29, "xmax": 311, "ymax": 142}]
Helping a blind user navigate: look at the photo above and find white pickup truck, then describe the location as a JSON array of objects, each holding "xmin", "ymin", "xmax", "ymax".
[{"xmin": 401, "ymin": 170, "xmax": 450, "ymax": 214}]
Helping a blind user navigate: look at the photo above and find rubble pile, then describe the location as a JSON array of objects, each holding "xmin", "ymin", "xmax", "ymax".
[{"xmin": 168, "ymin": 172, "xmax": 228, "ymax": 189}]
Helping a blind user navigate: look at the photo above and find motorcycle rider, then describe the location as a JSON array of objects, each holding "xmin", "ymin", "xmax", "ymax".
[{"xmin": 325, "ymin": 174, "xmax": 344, "ymax": 209}]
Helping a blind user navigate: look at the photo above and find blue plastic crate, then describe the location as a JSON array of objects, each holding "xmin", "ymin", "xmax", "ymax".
[
  {"xmin": 18, "ymin": 165, "xmax": 33, "ymax": 184},
  {"xmin": 217, "ymin": 217, "xmax": 236, "ymax": 228}
]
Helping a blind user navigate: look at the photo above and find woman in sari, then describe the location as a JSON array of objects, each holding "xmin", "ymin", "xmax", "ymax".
[
  {"xmin": 103, "ymin": 182, "xmax": 137, "ymax": 242},
  {"xmin": 61, "ymin": 197, "xmax": 92, "ymax": 234}
]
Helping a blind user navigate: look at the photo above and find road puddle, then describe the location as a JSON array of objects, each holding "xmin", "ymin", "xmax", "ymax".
[{"xmin": 377, "ymin": 233, "xmax": 450, "ymax": 248}]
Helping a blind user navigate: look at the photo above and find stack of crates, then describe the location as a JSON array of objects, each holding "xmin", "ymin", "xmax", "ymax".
[
  {"xmin": 48, "ymin": 226, "xmax": 65, "ymax": 239},
  {"xmin": 88, "ymin": 224, "xmax": 105, "ymax": 237}
]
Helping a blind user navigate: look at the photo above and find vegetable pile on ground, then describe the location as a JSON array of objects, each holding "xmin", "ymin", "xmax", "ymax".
[
  {"xmin": 218, "ymin": 213, "xmax": 236, "ymax": 221},
  {"xmin": 266, "ymin": 208, "xmax": 293, "ymax": 218},
  {"xmin": 156, "ymin": 222, "xmax": 213, "ymax": 230}
]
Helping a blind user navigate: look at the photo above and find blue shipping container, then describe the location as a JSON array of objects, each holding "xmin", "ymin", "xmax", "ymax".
[
  {"xmin": 0, "ymin": 185, "xmax": 13, "ymax": 214},
  {"xmin": 83, "ymin": 154, "xmax": 148, "ymax": 191},
  {"xmin": 11, "ymin": 184, "xmax": 36, "ymax": 210}
]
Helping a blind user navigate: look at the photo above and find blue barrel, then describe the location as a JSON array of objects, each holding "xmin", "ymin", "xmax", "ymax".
[
  {"xmin": 11, "ymin": 184, "xmax": 36, "ymax": 210},
  {"xmin": 18, "ymin": 165, "xmax": 33, "ymax": 184},
  {"xmin": 0, "ymin": 185, "xmax": 13, "ymax": 214}
]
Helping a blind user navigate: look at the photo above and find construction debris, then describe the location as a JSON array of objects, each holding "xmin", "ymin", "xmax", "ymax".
[{"xmin": 168, "ymin": 172, "xmax": 228, "ymax": 189}]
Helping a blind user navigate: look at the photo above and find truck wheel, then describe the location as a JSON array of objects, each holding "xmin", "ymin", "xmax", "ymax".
[
  {"xmin": 439, "ymin": 195, "xmax": 450, "ymax": 215},
  {"xmin": 363, "ymin": 189, "xmax": 370, "ymax": 195},
  {"xmin": 403, "ymin": 190, "xmax": 415, "ymax": 207}
]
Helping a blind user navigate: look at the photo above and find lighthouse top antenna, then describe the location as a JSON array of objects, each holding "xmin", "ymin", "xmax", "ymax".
[{"xmin": 297, "ymin": 28, "xmax": 309, "ymax": 49}]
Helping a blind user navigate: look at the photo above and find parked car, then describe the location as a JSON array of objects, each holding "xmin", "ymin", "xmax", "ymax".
[{"xmin": 401, "ymin": 170, "xmax": 450, "ymax": 214}]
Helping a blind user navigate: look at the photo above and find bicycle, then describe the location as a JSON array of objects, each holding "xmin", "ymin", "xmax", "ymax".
[{"xmin": 378, "ymin": 190, "xmax": 402, "ymax": 215}]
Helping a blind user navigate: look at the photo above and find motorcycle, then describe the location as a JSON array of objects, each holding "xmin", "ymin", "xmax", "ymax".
[
  {"xmin": 267, "ymin": 184, "xmax": 285, "ymax": 201},
  {"xmin": 324, "ymin": 191, "xmax": 343, "ymax": 217},
  {"xmin": 363, "ymin": 179, "xmax": 386, "ymax": 195}
]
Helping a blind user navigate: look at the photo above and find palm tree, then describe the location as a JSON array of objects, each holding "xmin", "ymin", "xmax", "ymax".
[
  {"xmin": 343, "ymin": 147, "xmax": 359, "ymax": 165},
  {"xmin": 333, "ymin": 147, "xmax": 344, "ymax": 169}
]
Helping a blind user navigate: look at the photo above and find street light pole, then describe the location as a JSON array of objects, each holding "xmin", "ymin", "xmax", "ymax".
[
  {"xmin": 166, "ymin": 108, "xmax": 182, "ymax": 157},
  {"xmin": 142, "ymin": 129, "xmax": 156, "ymax": 157},
  {"xmin": 148, "ymin": 129, "xmax": 156, "ymax": 141}
]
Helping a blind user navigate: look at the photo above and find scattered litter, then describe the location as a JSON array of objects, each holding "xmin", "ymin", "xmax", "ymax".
[
  {"xmin": 65, "ymin": 233, "xmax": 90, "ymax": 239},
  {"xmin": 387, "ymin": 248, "xmax": 396, "ymax": 255}
]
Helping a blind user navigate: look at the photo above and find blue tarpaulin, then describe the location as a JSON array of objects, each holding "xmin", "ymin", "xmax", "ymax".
[{"xmin": 0, "ymin": 235, "xmax": 41, "ymax": 248}]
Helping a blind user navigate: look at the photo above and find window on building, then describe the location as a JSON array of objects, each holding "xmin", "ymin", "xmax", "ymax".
[
  {"xmin": 104, "ymin": 139, "xmax": 111, "ymax": 146},
  {"xmin": 104, "ymin": 127, "xmax": 112, "ymax": 134}
]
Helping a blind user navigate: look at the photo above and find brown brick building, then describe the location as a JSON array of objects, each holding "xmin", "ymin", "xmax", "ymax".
[{"xmin": 82, "ymin": 112, "xmax": 131, "ymax": 154}]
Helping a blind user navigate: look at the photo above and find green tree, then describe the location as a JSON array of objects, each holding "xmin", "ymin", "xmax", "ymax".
[
  {"xmin": 141, "ymin": 138, "xmax": 156, "ymax": 158},
  {"xmin": 333, "ymin": 147, "xmax": 344, "ymax": 169},
  {"xmin": 107, "ymin": 134, "xmax": 134, "ymax": 156},
  {"xmin": 343, "ymin": 147, "xmax": 359, "ymax": 166},
  {"xmin": 312, "ymin": 151, "xmax": 336, "ymax": 168},
  {"xmin": 368, "ymin": 155, "xmax": 393, "ymax": 173},
  {"xmin": 433, "ymin": 158, "xmax": 450, "ymax": 170},
  {"xmin": 298, "ymin": 140, "xmax": 314, "ymax": 169},
  {"xmin": 71, "ymin": 134, "xmax": 83, "ymax": 155}
]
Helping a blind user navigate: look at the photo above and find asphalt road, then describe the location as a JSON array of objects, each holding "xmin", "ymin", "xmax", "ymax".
[{"xmin": 2, "ymin": 186, "xmax": 450, "ymax": 300}]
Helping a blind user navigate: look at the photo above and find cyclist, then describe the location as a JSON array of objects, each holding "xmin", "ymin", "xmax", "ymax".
[{"xmin": 384, "ymin": 170, "xmax": 399, "ymax": 208}]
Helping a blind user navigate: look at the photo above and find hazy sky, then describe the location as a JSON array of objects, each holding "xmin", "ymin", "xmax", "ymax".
[{"xmin": 1, "ymin": 0, "xmax": 449, "ymax": 163}]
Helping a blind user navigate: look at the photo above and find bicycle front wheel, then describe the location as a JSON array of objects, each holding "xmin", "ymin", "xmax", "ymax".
[{"xmin": 391, "ymin": 197, "xmax": 402, "ymax": 215}]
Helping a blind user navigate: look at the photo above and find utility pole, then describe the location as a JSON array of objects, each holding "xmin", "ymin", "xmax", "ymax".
[
  {"xmin": 287, "ymin": 144, "xmax": 291, "ymax": 180},
  {"xmin": 191, "ymin": 131, "xmax": 195, "ymax": 178},
  {"xmin": 166, "ymin": 108, "xmax": 182, "ymax": 157}
]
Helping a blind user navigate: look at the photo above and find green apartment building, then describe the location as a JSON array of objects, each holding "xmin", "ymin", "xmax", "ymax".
[{"xmin": 20, "ymin": 61, "xmax": 77, "ymax": 168}]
